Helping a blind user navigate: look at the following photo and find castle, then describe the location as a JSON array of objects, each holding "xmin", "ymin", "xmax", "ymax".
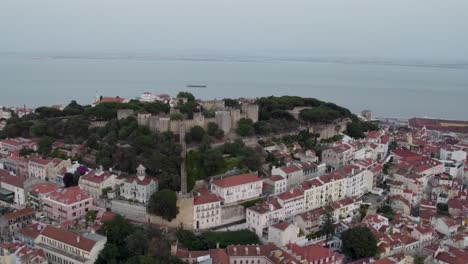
[{"xmin": 117, "ymin": 101, "xmax": 259, "ymax": 135}]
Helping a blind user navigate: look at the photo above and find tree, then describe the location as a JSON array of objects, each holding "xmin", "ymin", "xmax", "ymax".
[
  {"xmin": 189, "ymin": 126, "xmax": 206, "ymax": 142},
  {"xmin": 63, "ymin": 173, "xmax": 75, "ymax": 187},
  {"xmin": 389, "ymin": 140, "xmax": 398, "ymax": 151},
  {"xmin": 177, "ymin": 92, "xmax": 195, "ymax": 102},
  {"xmin": 85, "ymin": 210, "xmax": 98, "ymax": 227},
  {"xmin": 236, "ymin": 118, "xmax": 255, "ymax": 137},
  {"xmin": 207, "ymin": 122, "xmax": 223, "ymax": 138},
  {"xmin": 341, "ymin": 226, "xmax": 378, "ymax": 260},
  {"xmin": 38, "ymin": 136, "xmax": 53, "ymax": 155},
  {"xmin": 377, "ymin": 205, "xmax": 394, "ymax": 221},
  {"xmin": 346, "ymin": 121, "xmax": 365, "ymax": 139},
  {"xmin": 223, "ymin": 98, "xmax": 240, "ymax": 108},
  {"xmin": 147, "ymin": 189, "xmax": 179, "ymax": 221},
  {"xmin": 320, "ymin": 201, "xmax": 335, "ymax": 247}
]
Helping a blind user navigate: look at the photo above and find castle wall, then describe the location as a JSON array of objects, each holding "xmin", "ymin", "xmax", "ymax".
[
  {"xmin": 117, "ymin": 109, "xmax": 135, "ymax": 120},
  {"xmin": 241, "ymin": 104, "xmax": 259, "ymax": 123},
  {"xmin": 215, "ymin": 111, "xmax": 232, "ymax": 133}
]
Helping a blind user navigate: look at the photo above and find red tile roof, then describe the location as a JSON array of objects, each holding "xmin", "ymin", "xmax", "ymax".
[
  {"xmin": 287, "ymin": 243, "xmax": 343, "ymax": 263},
  {"xmin": 271, "ymin": 221, "xmax": 291, "ymax": 231},
  {"xmin": 81, "ymin": 170, "xmax": 113, "ymax": 184},
  {"xmin": 4, "ymin": 208, "xmax": 34, "ymax": 220},
  {"xmin": 125, "ymin": 176, "xmax": 156, "ymax": 186},
  {"xmin": 194, "ymin": 189, "xmax": 222, "ymax": 205},
  {"xmin": 277, "ymin": 188, "xmax": 303, "ymax": 201},
  {"xmin": 29, "ymin": 156, "xmax": 50, "ymax": 166},
  {"xmin": 211, "ymin": 173, "xmax": 261, "ymax": 188},
  {"xmin": 99, "ymin": 97, "xmax": 125, "ymax": 104},
  {"xmin": 267, "ymin": 175, "xmax": 285, "ymax": 182},
  {"xmin": 46, "ymin": 186, "xmax": 91, "ymax": 204},
  {"xmin": 0, "ymin": 174, "xmax": 26, "ymax": 188},
  {"xmin": 30, "ymin": 183, "xmax": 59, "ymax": 194},
  {"xmin": 367, "ymin": 130, "xmax": 381, "ymax": 139},
  {"xmin": 40, "ymin": 225, "xmax": 96, "ymax": 252},
  {"xmin": 17, "ymin": 223, "xmax": 43, "ymax": 239}
]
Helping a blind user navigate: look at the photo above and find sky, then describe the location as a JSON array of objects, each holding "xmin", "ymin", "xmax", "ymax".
[{"xmin": 1, "ymin": 0, "xmax": 468, "ymax": 60}]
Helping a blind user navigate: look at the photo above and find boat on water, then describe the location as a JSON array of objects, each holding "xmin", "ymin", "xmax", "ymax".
[{"xmin": 186, "ymin": 84, "xmax": 207, "ymax": 88}]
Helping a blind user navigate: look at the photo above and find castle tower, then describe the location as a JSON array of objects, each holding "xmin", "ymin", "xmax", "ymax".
[
  {"xmin": 215, "ymin": 110, "xmax": 232, "ymax": 133},
  {"xmin": 179, "ymin": 121, "xmax": 188, "ymax": 194}
]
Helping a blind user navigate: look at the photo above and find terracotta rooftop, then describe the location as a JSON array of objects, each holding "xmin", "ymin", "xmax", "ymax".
[
  {"xmin": 211, "ymin": 173, "xmax": 261, "ymax": 188},
  {"xmin": 125, "ymin": 176, "xmax": 156, "ymax": 186},
  {"xmin": 81, "ymin": 170, "xmax": 114, "ymax": 184},
  {"xmin": 29, "ymin": 156, "xmax": 51, "ymax": 166},
  {"xmin": 46, "ymin": 186, "xmax": 90, "ymax": 204},
  {"xmin": 30, "ymin": 182, "xmax": 59, "ymax": 194},
  {"xmin": 194, "ymin": 188, "xmax": 222, "ymax": 205},
  {"xmin": 0, "ymin": 174, "xmax": 26, "ymax": 188},
  {"xmin": 17, "ymin": 223, "xmax": 43, "ymax": 239},
  {"xmin": 271, "ymin": 221, "xmax": 291, "ymax": 231},
  {"xmin": 40, "ymin": 225, "xmax": 97, "ymax": 252},
  {"xmin": 3, "ymin": 208, "xmax": 34, "ymax": 220}
]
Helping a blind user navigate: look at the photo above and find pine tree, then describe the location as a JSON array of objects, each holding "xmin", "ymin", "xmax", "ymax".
[{"xmin": 320, "ymin": 199, "xmax": 335, "ymax": 247}]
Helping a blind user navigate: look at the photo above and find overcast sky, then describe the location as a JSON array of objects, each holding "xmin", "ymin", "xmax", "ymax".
[{"xmin": 2, "ymin": 0, "xmax": 468, "ymax": 60}]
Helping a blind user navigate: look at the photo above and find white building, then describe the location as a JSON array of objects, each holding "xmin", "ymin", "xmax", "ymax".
[
  {"xmin": 28, "ymin": 156, "xmax": 51, "ymax": 180},
  {"xmin": 302, "ymin": 173, "xmax": 346, "ymax": 211},
  {"xmin": 276, "ymin": 188, "xmax": 304, "ymax": 219},
  {"xmin": 79, "ymin": 169, "xmax": 122, "ymax": 201},
  {"xmin": 120, "ymin": 165, "xmax": 158, "ymax": 203},
  {"xmin": 263, "ymin": 175, "xmax": 287, "ymax": 195},
  {"xmin": 431, "ymin": 216, "xmax": 460, "ymax": 237},
  {"xmin": 246, "ymin": 198, "xmax": 285, "ymax": 238},
  {"xmin": 271, "ymin": 162, "xmax": 326, "ymax": 189},
  {"xmin": 37, "ymin": 225, "xmax": 107, "ymax": 264},
  {"xmin": 410, "ymin": 225, "xmax": 434, "ymax": 247},
  {"xmin": 335, "ymin": 165, "xmax": 368, "ymax": 197},
  {"xmin": 362, "ymin": 214, "xmax": 389, "ymax": 230},
  {"xmin": 210, "ymin": 173, "xmax": 262, "ymax": 204},
  {"xmin": 0, "ymin": 173, "xmax": 26, "ymax": 205},
  {"xmin": 267, "ymin": 222, "xmax": 300, "ymax": 247},
  {"xmin": 440, "ymin": 147, "xmax": 467, "ymax": 163},
  {"xmin": 193, "ymin": 188, "xmax": 222, "ymax": 230}
]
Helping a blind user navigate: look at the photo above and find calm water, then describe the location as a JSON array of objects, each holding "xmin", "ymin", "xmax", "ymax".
[{"xmin": 1, "ymin": 55, "xmax": 467, "ymax": 119}]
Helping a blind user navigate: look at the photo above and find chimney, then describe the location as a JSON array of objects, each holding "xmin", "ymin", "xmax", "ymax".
[
  {"xmin": 216, "ymin": 242, "xmax": 220, "ymax": 249},
  {"xmin": 245, "ymin": 247, "xmax": 248, "ymax": 255},
  {"xmin": 233, "ymin": 247, "xmax": 237, "ymax": 254},
  {"xmin": 256, "ymin": 247, "xmax": 260, "ymax": 255}
]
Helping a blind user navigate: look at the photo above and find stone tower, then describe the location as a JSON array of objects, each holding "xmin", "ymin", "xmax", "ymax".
[{"xmin": 179, "ymin": 121, "xmax": 188, "ymax": 194}]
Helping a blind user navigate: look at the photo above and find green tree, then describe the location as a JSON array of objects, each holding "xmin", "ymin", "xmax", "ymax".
[
  {"xmin": 189, "ymin": 126, "xmax": 206, "ymax": 141},
  {"xmin": 147, "ymin": 189, "xmax": 179, "ymax": 221},
  {"xmin": 377, "ymin": 205, "xmax": 394, "ymax": 221},
  {"xmin": 38, "ymin": 136, "xmax": 53, "ymax": 155},
  {"xmin": 177, "ymin": 92, "xmax": 195, "ymax": 102},
  {"xmin": 85, "ymin": 210, "xmax": 98, "ymax": 227},
  {"xmin": 346, "ymin": 120, "xmax": 365, "ymax": 138},
  {"xmin": 341, "ymin": 226, "xmax": 378, "ymax": 260},
  {"xmin": 223, "ymin": 98, "xmax": 240, "ymax": 108},
  {"xmin": 207, "ymin": 122, "xmax": 224, "ymax": 138},
  {"xmin": 320, "ymin": 202, "xmax": 336, "ymax": 247},
  {"xmin": 389, "ymin": 140, "xmax": 398, "ymax": 151},
  {"xmin": 236, "ymin": 118, "xmax": 255, "ymax": 137}
]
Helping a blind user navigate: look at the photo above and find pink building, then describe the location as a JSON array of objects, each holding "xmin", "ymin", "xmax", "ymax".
[{"xmin": 42, "ymin": 186, "xmax": 93, "ymax": 222}]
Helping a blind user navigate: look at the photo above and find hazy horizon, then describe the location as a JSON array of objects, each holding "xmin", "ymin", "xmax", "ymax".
[{"xmin": 2, "ymin": 1, "xmax": 468, "ymax": 60}]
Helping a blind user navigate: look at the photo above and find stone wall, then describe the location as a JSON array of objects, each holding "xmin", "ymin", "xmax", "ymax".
[
  {"xmin": 309, "ymin": 119, "xmax": 350, "ymax": 139},
  {"xmin": 110, "ymin": 199, "xmax": 148, "ymax": 222},
  {"xmin": 220, "ymin": 203, "xmax": 245, "ymax": 226},
  {"xmin": 117, "ymin": 109, "xmax": 135, "ymax": 120}
]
